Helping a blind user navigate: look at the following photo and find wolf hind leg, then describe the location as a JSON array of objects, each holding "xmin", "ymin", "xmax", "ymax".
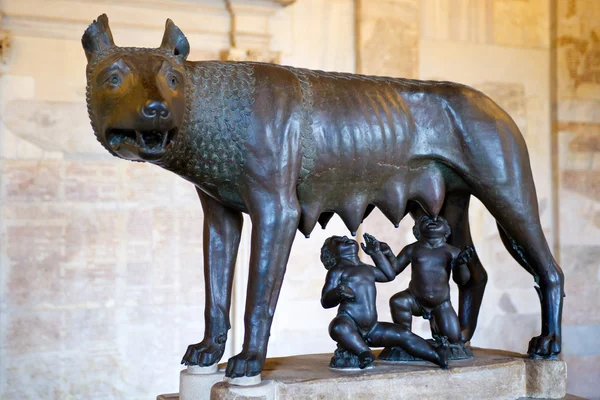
[
  {"xmin": 439, "ymin": 193, "xmax": 487, "ymax": 342},
  {"xmin": 477, "ymin": 181, "xmax": 564, "ymax": 357}
]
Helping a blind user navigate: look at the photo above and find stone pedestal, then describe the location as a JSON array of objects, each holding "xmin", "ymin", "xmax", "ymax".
[
  {"xmin": 158, "ymin": 348, "xmax": 569, "ymax": 400},
  {"xmin": 178, "ymin": 366, "xmax": 226, "ymax": 400}
]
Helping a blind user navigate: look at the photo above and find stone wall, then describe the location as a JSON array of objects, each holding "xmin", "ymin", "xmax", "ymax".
[
  {"xmin": 356, "ymin": 1, "xmax": 598, "ymax": 398},
  {"xmin": 0, "ymin": 0, "xmax": 354, "ymax": 398},
  {"xmin": 556, "ymin": 1, "xmax": 600, "ymax": 398},
  {"xmin": 0, "ymin": 2, "xmax": 229, "ymax": 398},
  {"xmin": 357, "ymin": 0, "xmax": 554, "ymax": 349}
]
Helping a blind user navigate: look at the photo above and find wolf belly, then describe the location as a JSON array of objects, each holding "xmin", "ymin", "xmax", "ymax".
[{"xmin": 284, "ymin": 68, "xmax": 460, "ymax": 236}]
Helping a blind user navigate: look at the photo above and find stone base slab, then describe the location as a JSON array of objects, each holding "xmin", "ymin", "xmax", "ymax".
[{"xmin": 158, "ymin": 348, "xmax": 568, "ymax": 400}]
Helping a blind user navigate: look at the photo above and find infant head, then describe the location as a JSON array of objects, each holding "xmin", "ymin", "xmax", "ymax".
[
  {"xmin": 320, "ymin": 236, "xmax": 359, "ymax": 270},
  {"xmin": 413, "ymin": 215, "xmax": 451, "ymax": 241}
]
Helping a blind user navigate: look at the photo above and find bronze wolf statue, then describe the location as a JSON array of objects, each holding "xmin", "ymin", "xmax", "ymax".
[{"xmin": 83, "ymin": 15, "xmax": 564, "ymax": 378}]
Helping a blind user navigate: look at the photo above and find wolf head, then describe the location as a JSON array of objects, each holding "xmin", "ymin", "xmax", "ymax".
[{"xmin": 83, "ymin": 14, "xmax": 189, "ymax": 162}]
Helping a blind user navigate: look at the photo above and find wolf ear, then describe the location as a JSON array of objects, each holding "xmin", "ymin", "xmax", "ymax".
[
  {"xmin": 82, "ymin": 14, "xmax": 115, "ymax": 62},
  {"xmin": 161, "ymin": 19, "xmax": 190, "ymax": 60}
]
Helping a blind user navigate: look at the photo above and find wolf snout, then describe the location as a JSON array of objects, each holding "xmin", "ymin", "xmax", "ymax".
[{"xmin": 142, "ymin": 100, "xmax": 171, "ymax": 120}]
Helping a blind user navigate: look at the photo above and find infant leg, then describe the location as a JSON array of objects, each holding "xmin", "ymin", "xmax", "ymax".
[
  {"xmin": 368, "ymin": 323, "xmax": 447, "ymax": 368},
  {"xmin": 329, "ymin": 315, "xmax": 372, "ymax": 357},
  {"xmin": 431, "ymin": 301, "xmax": 461, "ymax": 343},
  {"xmin": 390, "ymin": 289, "xmax": 422, "ymax": 330}
]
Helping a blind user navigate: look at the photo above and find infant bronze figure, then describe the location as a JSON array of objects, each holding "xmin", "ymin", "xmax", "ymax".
[
  {"xmin": 366, "ymin": 216, "xmax": 473, "ymax": 344},
  {"xmin": 320, "ymin": 235, "xmax": 449, "ymax": 369},
  {"xmin": 83, "ymin": 14, "xmax": 563, "ymax": 378}
]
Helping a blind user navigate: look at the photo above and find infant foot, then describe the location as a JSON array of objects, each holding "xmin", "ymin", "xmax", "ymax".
[
  {"xmin": 358, "ymin": 350, "xmax": 375, "ymax": 369},
  {"xmin": 435, "ymin": 337, "xmax": 450, "ymax": 369}
]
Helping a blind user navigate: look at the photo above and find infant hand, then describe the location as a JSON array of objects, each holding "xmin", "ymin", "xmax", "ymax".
[
  {"xmin": 379, "ymin": 241, "xmax": 393, "ymax": 256},
  {"xmin": 456, "ymin": 245, "xmax": 474, "ymax": 265},
  {"xmin": 336, "ymin": 285, "xmax": 355, "ymax": 301},
  {"xmin": 361, "ymin": 233, "xmax": 381, "ymax": 255}
]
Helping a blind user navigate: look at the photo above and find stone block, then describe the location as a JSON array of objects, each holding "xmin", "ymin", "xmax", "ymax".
[
  {"xmin": 556, "ymin": 0, "xmax": 600, "ymax": 101},
  {"xmin": 1, "ymin": 352, "xmax": 67, "ymax": 399},
  {"xmin": 560, "ymin": 246, "xmax": 600, "ymax": 325},
  {"xmin": 493, "ymin": 0, "xmax": 549, "ymax": 49},
  {"xmin": 63, "ymin": 208, "xmax": 121, "ymax": 266},
  {"xmin": 64, "ymin": 161, "xmax": 121, "ymax": 202},
  {"xmin": 3, "ymin": 160, "xmax": 62, "ymax": 202},
  {"xmin": 182, "ymin": 348, "xmax": 567, "ymax": 400},
  {"xmin": 5, "ymin": 261, "xmax": 62, "ymax": 307},
  {"xmin": 3, "ymin": 310, "xmax": 64, "ymax": 356},
  {"xmin": 420, "ymin": 0, "xmax": 493, "ymax": 44},
  {"xmin": 562, "ymin": 170, "xmax": 600, "ymax": 203},
  {"xmin": 180, "ymin": 367, "xmax": 226, "ymax": 400},
  {"xmin": 524, "ymin": 358, "xmax": 568, "ymax": 398},
  {"xmin": 356, "ymin": 0, "xmax": 419, "ymax": 78},
  {"xmin": 123, "ymin": 162, "xmax": 177, "ymax": 204},
  {"xmin": 2, "ymin": 100, "xmax": 101, "ymax": 155}
]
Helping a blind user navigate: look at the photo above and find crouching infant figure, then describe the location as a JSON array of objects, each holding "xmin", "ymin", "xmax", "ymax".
[{"xmin": 320, "ymin": 235, "xmax": 449, "ymax": 370}]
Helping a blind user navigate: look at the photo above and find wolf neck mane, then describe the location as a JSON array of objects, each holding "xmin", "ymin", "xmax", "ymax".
[{"xmin": 156, "ymin": 61, "xmax": 256, "ymax": 194}]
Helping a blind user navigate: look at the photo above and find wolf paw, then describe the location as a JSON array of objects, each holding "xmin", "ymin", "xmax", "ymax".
[
  {"xmin": 528, "ymin": 334, "xmax": 561, "ymax": 358},
  {"xmin": 181, "ymin": 337, "xmax": 226, "ymax": 366},
  {"xmin": 225, "ymin": 351, "xmax": 265, "ymax": 378}
]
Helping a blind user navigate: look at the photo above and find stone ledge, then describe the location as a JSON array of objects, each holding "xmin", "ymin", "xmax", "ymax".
[{"xmin": 159, "ymin": 348, "xmax": 569, "ymax": 400}]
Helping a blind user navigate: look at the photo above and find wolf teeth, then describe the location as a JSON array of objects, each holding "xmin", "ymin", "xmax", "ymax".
[
  {"xmin": 135, "ymin": 130, "xmax": 144, "ymax": 146},
  {"xmin": 107, "ymin": 128, "xmax": 173, "ymax": 152}
]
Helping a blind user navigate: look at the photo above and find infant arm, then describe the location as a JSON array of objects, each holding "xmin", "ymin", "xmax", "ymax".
[
  {"xmin": 371, "ymin": 257, "xmax": 396, "ymax": 282},
  {"xmin": 380, "ymin": 241, "xmax": 397, "ymax": 266},
  {"xmin": 321, "ymin": 268, "xmax": 346, "ymax": 308},
  {"xmin": 451, "ymin": 245, "xmax": 473, "ymax": 286},
  {"xmin": 362, "ymin": 233, "xmax": 396, "ymax": 281},
  {"xmin": 395, "ymin": 244, "xmax": 414, "ymax": 276}
]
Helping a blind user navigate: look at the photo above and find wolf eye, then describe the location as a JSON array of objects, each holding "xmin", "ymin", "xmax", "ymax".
[
  {"xmin": 168, "ymin": 75, "xmax": 178, "ymax": 89},
  {"xmin": 106, "ymin": 74, "xmax": 121, "ymax": 87}
]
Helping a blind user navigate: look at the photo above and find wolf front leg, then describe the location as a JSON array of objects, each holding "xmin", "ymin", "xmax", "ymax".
[
  {"xmin": 225, "ymin": 189, "xmax": 300, "ymax": 378},
  {"xmin": 182, "ymin": 188, "xmax": 243, "ymax": 367}
]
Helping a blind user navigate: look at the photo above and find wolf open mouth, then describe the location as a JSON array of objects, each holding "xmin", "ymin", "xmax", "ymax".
[{"xmin": 106, "ymin": 128, "xmax": 177, "ymax": 153}]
